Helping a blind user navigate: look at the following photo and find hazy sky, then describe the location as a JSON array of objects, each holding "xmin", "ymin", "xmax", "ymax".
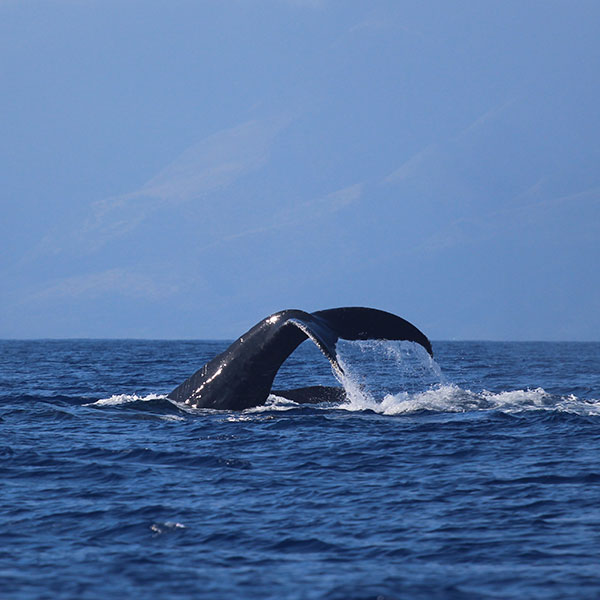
[{"xmin": 1, "ymin": 0, "xmax": 599, "ymax": 340}]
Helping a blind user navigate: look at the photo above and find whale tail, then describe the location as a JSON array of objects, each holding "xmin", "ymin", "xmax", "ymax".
[
  {"xmin": 168, "ymin": 307, "xmax": 432, "ymax": 410},
  {"xmin": 313, "ymin": 307, "xmax": 433, "ymax": 357}
]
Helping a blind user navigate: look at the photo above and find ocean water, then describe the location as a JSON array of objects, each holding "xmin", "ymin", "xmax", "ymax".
[{"xmin": 1, "ymin": 339, "xmax": 600, "ymax": 599}]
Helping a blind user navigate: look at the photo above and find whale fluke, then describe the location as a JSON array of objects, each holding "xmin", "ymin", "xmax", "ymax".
[
  {"xmin": 168, "ymin": 307, "xmax": 432, "ymax": 410},
  {"xmin": 271, "ymin": 385, "xmax": 347, "ymax": 404}
]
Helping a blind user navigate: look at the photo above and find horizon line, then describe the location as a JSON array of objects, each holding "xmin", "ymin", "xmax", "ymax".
[{"xmin": 1, "ymin": 337, "xmax": 598, "ymax": 344}]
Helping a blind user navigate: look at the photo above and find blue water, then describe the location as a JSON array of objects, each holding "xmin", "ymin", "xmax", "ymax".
[{"xmin": 2, "ymin": 339, "xmax": 600, "ymax": 599}]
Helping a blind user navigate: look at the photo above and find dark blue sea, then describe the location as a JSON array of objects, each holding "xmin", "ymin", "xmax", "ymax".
[{"xmin": 2, "ymin": 339, "xmax": 600, "ymax": 599}]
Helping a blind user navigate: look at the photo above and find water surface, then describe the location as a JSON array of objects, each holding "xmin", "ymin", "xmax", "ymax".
[{"xmin": 2, "ymin": 340, "xmax": 599, "ymax": 599}]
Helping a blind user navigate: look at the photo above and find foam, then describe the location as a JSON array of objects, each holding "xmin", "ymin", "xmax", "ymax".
[
  {"xmin": 247, "ymin": 396, "xmax": 301, "ymax": 412},
  {"xmin": 85, "ymin": 393, "xmax": 168, "ymax": 407},
  {"xmin": 335, "ymin": 384, "xmax": 600, "ymax": 416},
  {"xmin": 332, "ymin": 340, "xmax": 600, "ymax": 417}
]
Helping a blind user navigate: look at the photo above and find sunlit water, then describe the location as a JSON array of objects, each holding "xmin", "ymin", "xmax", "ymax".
[{"xmin": 1, "ymin": 339, "xmax": 600, "ymax": 599}]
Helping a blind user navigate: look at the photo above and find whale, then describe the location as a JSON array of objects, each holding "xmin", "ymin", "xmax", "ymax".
[{"xmin": 168, "ymin": 307, "xmax": 432, "ymax": 410}]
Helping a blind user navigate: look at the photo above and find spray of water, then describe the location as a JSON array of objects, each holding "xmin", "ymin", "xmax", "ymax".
[
  {"xmin": 334, "ymin": 339, "xmax": 442, "ymax": 407},
  {"xmin": 330, "ymin": 340, "xmax": 600, "ymax": 416}
]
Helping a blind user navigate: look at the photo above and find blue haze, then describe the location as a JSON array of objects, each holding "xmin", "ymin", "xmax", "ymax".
[{"xmin": 1, "ymin": 1, "xmax": 599, "ymax": 340}]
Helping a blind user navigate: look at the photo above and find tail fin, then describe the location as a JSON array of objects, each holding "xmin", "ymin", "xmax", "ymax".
[
  {"xmin": 312, "ymin": 307, "xmax": 433, "ymax": 356},
  {"xmin": 169, "ymin": 306, "xmax": 432, "ymax": 410}
]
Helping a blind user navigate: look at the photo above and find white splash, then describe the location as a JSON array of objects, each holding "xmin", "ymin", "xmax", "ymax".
[
  {"xmin": 337, "ymin": 384, "xmax": 600, "ymax": 417},
  {"xmin": 334, "ymin": 339, "xmax": 442, "ymax": 403},
  {"xmin": 85, "ymin": 393, "xmax": 168, "ymax": 406},
  {"xmin": 248, "ymin": 396, "xmax": 301, "ymax": 413},
  {"xmin": 331, "ymin": 340, "xmax": 600, "ymax": 417},
  {"xmin": 150, "ymin": 521, "xmax": 186, "ymax": 535}
]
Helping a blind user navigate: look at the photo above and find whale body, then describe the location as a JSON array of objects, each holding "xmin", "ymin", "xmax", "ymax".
[{"xmin": 168, "ymin": 307, "xmax": 432, "ymax": 410}]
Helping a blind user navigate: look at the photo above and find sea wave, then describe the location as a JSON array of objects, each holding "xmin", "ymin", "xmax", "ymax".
[
  {"xmin": 88, "ymin": 387, "xmax": 600, "ymax": 418},
  {"xmin": 337, "ymin": 383, "xmax": 600, "ymax": 416},
  {"xmin": 250, "ymin": 384, "xmax": 600, "ymax": 417},
  {"xmin": 86, "ymin": 393, "xmax": 168, "ymax": 407},
  {"xmin": 249, "ymin": 396, "xmax": 304, "ymax": 413},
  {"xmin": 85, "ymin": 393, "xmax": 188, "ymax": 419}
]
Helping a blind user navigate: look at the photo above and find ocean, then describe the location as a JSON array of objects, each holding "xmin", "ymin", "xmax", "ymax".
[{"xmin": 1, "ymin": 339, "xmax": 599, "ymax": 599}]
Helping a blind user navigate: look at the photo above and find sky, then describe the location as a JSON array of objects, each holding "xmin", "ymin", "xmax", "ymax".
[{"xmin": 1, "ymin": 0, "xmax": 599, "ymax": 340}]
